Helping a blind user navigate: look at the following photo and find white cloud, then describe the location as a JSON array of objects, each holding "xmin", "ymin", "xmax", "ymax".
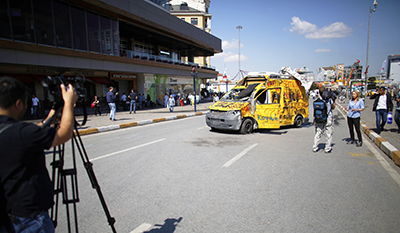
[
  {"xmin": 289, "ymin": 17, "xmax": 352, "ymax": 39},
  {"xmin": 213, "ymin": 51, "xmax": 248, "ymax": 63},
  {"xmin": 222, "ymin": 39, "xmax": 243, "ymax": 50},
  {"xmin": 306, "ymin": 22, "xmax": 353, "ymax": 39},
  {"xmin": 289, "ymin": 16, "xmax": 318, "ymax": 34},
  {"xmin": 315, "ymin": 49, "xmax": 331, "ymax": 53}
]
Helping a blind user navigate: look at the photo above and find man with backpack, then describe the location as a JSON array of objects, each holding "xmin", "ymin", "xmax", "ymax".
[{"xmin": 312, "ymin": 86, "xmax": 336, "ymax": 153}]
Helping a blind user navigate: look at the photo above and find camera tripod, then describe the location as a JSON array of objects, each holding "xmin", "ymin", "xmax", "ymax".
[{"xmin": 49, "ymin": 119, "xmax": 116, "ymax": 233}]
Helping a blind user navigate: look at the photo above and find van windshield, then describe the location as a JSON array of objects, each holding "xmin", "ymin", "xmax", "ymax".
[{"xmin": 220, "ymin": 84, "xmax": 259, "ymax": 102}]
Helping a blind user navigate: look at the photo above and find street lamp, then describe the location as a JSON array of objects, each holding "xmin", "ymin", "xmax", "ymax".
[
  {"xmin": 236, "ymin": 25, "xmax": 242, "ymax": 78},
  {"xmin": 365, "ymin": 0, "xmax": 378, "ymax": 91}
]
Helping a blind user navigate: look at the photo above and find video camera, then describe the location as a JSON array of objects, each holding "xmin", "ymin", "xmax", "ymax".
[{"xmin": 41, "ymin": 75, "xmax": 87, "ymax": 104}]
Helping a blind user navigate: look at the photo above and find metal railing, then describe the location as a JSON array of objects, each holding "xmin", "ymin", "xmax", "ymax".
[{"xmin": 125, "ymin": 50, "xmax": 215, "ymax": 70}]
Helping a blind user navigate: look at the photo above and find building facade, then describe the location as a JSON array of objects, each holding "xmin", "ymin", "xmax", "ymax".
[
  {"xmin": 0, "ymin": 0, "xmax": 221, "ymax": 110},
  {"xmin": 168, "ymin": 0, "xmax": 212, "ymax": 68}
]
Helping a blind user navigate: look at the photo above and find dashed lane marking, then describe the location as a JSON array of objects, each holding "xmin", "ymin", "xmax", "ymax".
[
  {"xmin": 130, "ymin": 223, "xmax": 152, "ymax": 233},
  {"xmin": 91, "ymin": 138, "xmax": 166, "ymax": 162},
  {"xmin": 222, "ymin": 143, "xmax": 258, "ymax": 168}
]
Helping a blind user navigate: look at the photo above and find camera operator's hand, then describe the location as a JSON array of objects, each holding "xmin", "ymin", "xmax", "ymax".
[
  {"xmin": 51, "ymin": 84, "xmax": 78, "ymax": 147},
  {"xmin": 61, "ymin": 84, "xmax": 78, "ymax": 106}
]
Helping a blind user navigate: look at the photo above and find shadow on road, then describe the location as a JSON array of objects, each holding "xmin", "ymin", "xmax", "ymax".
[{"xmin": 144, "ymin": 217, "xmax": 183, "ymax": 233}]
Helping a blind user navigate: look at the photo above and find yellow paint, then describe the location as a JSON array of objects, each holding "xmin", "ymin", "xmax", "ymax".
[{"xmin": 209, "ymin": 74, "xmax": 309, "ymax": 129}]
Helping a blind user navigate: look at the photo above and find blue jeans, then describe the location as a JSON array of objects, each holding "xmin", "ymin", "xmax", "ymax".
[
  {"xmin": 375, "ymin": 109, "xmax": 388, "ymax": 133},
  {"xmin": 32, "ymin": 105, "xmax": 38, "ymax": 118},
  {"xmin": 169, "ymin": 104, "xmax": 174, "ymax": 112},
  {"xmin": 395, "ymin": 109, "xmax": 400, "ymax": 130},
  {"xmin": 108, "ymin": 103, "xmax": 116, "ymax": 120},
  {"xmin": 130, "ymin": 100, "xmax": 136, "ymax": 113},
  {"xmin": 0, "ymin": 212, "xmax": 54, "ymax": 233}
]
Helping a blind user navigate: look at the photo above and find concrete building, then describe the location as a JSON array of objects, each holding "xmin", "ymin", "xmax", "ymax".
[
  {"xmin": 168, "ymin": 0, "xmax": 212, "ymax": 68},
  {"xmin": 0, "ymin": 0, "xmax": 222, "ymax": 109}
]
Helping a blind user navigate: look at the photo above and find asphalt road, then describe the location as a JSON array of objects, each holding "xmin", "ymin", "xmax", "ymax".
[{"xmin": 46, "ymin": 107, "xmax": 400, "ymax": 233}]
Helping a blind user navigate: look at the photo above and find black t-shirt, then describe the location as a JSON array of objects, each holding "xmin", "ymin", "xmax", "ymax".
[
  {"xmin": 0, "ymin": 115, "xmax": 56, "ymax": 217},
  {"xmin": 128, "ymin": 92, "xmax": 137, "ymax": 101}
]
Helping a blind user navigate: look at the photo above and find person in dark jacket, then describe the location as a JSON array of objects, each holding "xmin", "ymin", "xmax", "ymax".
[{"xmin": 370, "ymin": 86, "xmax": 393, "ymax": 134}]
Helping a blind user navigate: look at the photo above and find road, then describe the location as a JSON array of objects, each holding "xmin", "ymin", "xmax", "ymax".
[{"xmin": 46, "ymin": 106, "xmax": 400, "ymax": 233}]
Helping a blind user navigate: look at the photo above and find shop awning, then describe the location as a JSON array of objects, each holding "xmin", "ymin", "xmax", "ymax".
[{"xmin": 90, "ymin": 77, "xmax": 112, "ymax": 84}]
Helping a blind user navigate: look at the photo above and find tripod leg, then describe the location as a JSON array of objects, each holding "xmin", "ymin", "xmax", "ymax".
[{"xmin": 73, "ymin": 129, "xmax": 117, "ymax": 233}]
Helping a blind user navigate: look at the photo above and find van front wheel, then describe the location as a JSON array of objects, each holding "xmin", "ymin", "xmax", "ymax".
[
  {"xmin": 294, "ymin": 115, "xmax": 303, "ymax": 128},
  {"xmin": 240, "ymin": 119, "xmax": 253, "ymax": 134}
]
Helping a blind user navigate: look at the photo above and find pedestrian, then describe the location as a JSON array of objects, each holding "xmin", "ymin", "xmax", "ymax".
[
  {"xmin": 168, "ymin": 94, "xmax": 175, "ymax": 112},
  {"xmin": 106, "ymin": 86, "xmax": 118, "ymax": 121},
  {"xmin": 394, "ymin": 89, "xmax": 400, "ymax": 133},
  {"xmin": 0, "ymin": 76, "xmax": 78, "ymax": 233},
  {"xmin": 146, "ymin": 94, "xmax": 151, "ymax": 108},
  {"xmin": 93, "ymin": 95, "xmax": 101, "ymax": 116},
  {"xmin": 312, "ymin": 86, "xmax": 336, "ymax": 153},
  {"xmin": 138, "ymin": 94, "xmax": 143, "ymax": 109},
  {"xmin": 214, "ymin": 93, "xmax": 220, "ymax": 102},
  {"xmin": 121, "ymin": 92, "xmax": 127, "ymax": 111},
  {"xmin": 345, "ymin": 91, "xmax": 364, "ymax": 146},
  {"xmin": 370, "ymin": 86, "xmax": 393, "ymax": 134},
  {"xmin": 164, "ymin": 93, "xmax": 168, "ymax": 108},
  {"xmin": 31, "ymin": 94, "xmax": 39, "ymax": 118},
  {"xmin": 128, "ymin": 89, "xmax": 137, "ymax": 114}
]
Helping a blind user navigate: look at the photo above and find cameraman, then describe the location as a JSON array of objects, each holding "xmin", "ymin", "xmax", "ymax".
[{"xmin": 0, "ymin": 76, "xmax": 78, "ymax": 233}]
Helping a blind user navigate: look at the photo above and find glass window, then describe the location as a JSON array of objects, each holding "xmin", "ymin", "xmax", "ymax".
[
  {"xmin": 53, "ymin": 1, "xmax": 72, "ymax": 48},
  {"xmin": 33, "ymin": 0, "xmax": 55, "ymax": 46},
  {"xmin": 0, "ymin": 0, "xmax": 11, "ymax": 39},
  {"xmin": 191, "ymin": 18, "xmax": 198, "ymax": 26},
  {"xmin": 112, "ymin": 19, "xmax": 119, "ymax": 56},
  {"xmin": 10, "ymin": 0, "xmax": 34, "ymax": 42},
  {"xmin": 100, "ymin": 15, "xmax": 112, "ymax": 55},
  {"xmin": 71, "ymin": 6, "xmax": 87, "ymax": 51},
  {"xmin": 87, "ymin": 11, "xmax": 100, "ymax": 53}
]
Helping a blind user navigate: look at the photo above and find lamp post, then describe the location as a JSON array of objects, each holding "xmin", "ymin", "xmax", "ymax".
[
  {"xmin": 236, "ymin": 25, "xmax": 242, "ymax": 78},
  {"xmin": 191, "ymin": 66, "xmax": 197, "ymax": 112},
  {"xmin": 365, "ymin": 0, "xmax": 378, "ymax": 92}
]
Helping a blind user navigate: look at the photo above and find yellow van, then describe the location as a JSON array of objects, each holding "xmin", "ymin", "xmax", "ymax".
[{"xmin": 206, "ymin": 72, "xmax": 309, "ymax": 133}]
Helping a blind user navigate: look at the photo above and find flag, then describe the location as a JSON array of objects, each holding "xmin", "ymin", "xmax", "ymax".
[
  {"xmin": 381, "ymin": 60, "xmax": 387, "ymax": 72},
  {"xmin": 223, "ymin": 68, "xmax": 227, "ymax": 80}
]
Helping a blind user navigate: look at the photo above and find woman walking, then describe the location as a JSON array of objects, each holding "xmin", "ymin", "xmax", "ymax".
[
  {"xmin": 345, "ymin": 91, "xmax": 364, "ymax": 147},
  {"xmin": 93, "ymin": 95, "xmax": 101, "ymax": 116}
]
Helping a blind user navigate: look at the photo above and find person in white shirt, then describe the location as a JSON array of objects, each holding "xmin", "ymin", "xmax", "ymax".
[{"xmin": 31, "ymin": 94, "xmax": 40, "ymax": 118}]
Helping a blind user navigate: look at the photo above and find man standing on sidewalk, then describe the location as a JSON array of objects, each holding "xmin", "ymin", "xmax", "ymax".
[
  {"xmin": 107, "ymin": 86, "xmax": 118, "ymax": 121},
  {"xmin": 128, "ymin": 89, "xmax": 137, "ymax": 114},
  {"xmin": 394, "ymin": 89, "xmax": 400, "ymax": 133},
  {"xmin": 370, "ymin": 86, "xmax": 393, "ymax": 134}
]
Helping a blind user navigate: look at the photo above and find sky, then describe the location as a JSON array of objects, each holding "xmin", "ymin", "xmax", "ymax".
[{"xmin": 209, "ymin": 0, "xmax": 400, "ymax": 80}]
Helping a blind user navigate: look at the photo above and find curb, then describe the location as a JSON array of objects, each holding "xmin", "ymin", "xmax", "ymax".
[
  {"xmin": 75, "ymin": 111, "xmax": 208, "ymax": 136},
  {"xmin": 336, "ymin": 103, "xmax": 400, "ymax": 166}
]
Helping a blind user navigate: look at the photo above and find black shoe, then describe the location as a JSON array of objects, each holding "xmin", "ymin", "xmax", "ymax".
[
  {"xmin": 356, "ymin": 141, "xmax": 363, "ymax": 147},
  {"xmin": 347, "ymin": 140, "xmax": 355, "ymax": 144}
]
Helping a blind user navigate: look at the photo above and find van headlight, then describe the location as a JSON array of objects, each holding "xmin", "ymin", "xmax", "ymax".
[{"xmin": 227, "ymin": 110, "xmax": 240, "ymax": 116}]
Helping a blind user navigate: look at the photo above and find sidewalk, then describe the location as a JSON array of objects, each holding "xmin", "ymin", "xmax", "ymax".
[
  {"xmin": 336, "ymin": 97, "xmax": 400, "ymax": 166},
  {"xmin": 72, "ymin": 102, "xmax": 213, "ymax": 135}
]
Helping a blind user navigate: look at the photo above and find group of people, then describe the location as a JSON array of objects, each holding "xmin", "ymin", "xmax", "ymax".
[{"xmin": 312, "ymin": 85, "xmax": 399, "ymax": 153}]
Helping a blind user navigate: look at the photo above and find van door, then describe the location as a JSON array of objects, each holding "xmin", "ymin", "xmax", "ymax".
[{"xmin": 251, "ymin": 87, "xmax": 282, "ymax": 129}]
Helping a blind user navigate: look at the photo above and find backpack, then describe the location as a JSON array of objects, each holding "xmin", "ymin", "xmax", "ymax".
[{"xmin": 313, "ymin": 97, "xmax": 328, "ymax": 123}]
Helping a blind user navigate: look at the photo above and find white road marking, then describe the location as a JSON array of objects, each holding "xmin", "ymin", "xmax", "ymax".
[
  {"xmin": 91, "ymin": 138, "xmax": 166, "ymax": 161},
  {"xmin": 222, "ymin": 143, "xmax": 258, "ymax": 168},
  {"xmin": 197, "ymin": 126, "xmax": 208, "ymax": 130},
  {"xmin": 130, "ymin": 223, "xmax": 152, "ymax": 233}
]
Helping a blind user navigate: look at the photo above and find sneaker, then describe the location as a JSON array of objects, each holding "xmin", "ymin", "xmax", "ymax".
[
  {"xmin": 324, "ymin": 149, "xmax": 332, "ymax": 153},
  {"xmin": 347, "ymin": 140, "xmax": 355, "ymax": 144},
  {"xmin": 356, "ymin": 141, "xmax": 363, "ymax": 147},
  {"xmin": 312, "ymin": 147, "xmax": 318, "ymax": 153}
]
